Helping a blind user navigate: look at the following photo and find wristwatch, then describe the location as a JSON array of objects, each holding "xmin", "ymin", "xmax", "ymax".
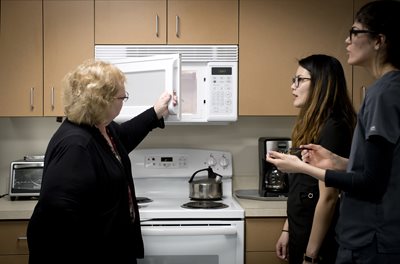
[{"xmin": 303, "ymin": 254, "xmax": 319, "ymax": 263}]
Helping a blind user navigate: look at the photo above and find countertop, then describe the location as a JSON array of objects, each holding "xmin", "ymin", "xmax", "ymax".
[
  {"xmin": 0, "ymin": 197, "xmax": 36, "ymax": 220},
  {"xmin": 233, "ymin": 175, "xmax": 287, "ymax": 217},
  {"xmin": 0, "ymin": 175, "xmax": 286, "ymax": 220}
]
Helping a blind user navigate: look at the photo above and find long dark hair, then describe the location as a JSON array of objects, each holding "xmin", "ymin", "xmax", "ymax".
[
  {"xmin": 292, "ymin": 55, "xmax": 357, "ymax": 147},
  {"xmin": 355, "ymin": 0, "xmax": 400, "ymax": 69}
]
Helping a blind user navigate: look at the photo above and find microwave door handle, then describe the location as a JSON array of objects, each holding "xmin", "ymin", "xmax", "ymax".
[
  {"xmin": 168, "ymin": 90, "xmax": 177, "ymax": 114},
  {"xmin": 165, "ymin": 54, "xmax": 180, "ymax": 119}
]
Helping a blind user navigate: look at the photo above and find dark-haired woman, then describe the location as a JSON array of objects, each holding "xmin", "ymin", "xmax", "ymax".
[
  {"xmin": 268, "ymin": 1, "xmax": 400, "ymax": 263},
  {"xmin": 275, "ymin": 54, "xmax": 357, "ymax": 264}
]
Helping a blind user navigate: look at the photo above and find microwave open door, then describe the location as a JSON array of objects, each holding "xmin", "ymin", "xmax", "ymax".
[{"xmin": 110, "ymin": 54, "xmax": 181, "ymax": 123}]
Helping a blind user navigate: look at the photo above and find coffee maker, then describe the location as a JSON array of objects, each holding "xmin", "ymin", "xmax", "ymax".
[{"xmin": 258, "ymin": 137, "xmax": 291, "ymax": 197}]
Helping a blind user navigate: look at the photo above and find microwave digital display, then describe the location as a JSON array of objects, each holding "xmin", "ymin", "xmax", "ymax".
[{"xmin": 212, "ymin": 67, "xmax": 232, "ymax": 75}]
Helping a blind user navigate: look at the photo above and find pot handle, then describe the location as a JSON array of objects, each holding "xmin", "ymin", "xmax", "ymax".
[
  {"xmin": 188, "ymin": 167, "xmax": 212, "ymax": 183},
  {"xmin": 188, "ymin": 167, "xmax": 224, "ymax": 182}
]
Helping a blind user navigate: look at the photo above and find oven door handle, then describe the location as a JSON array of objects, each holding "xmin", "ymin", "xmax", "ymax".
[{"xmin": 141, "ymin": 226, "xmax": 237, "ymax": 236}]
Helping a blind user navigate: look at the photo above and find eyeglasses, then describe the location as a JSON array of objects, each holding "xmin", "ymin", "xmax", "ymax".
[
  {"xmin": 349, "ymin": 28, "xmax": 377, "ymax": 41},
  {"xmin": 115, "ymin": 91, "xmax": 129, "ymax": 102},
  {"xmin": 292, "ymin": 76, "xmax": 311, "ymax": 88}
]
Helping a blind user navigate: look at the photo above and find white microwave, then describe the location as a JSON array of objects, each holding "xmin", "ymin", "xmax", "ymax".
[{"xmin": 95, "ymin": 45, "xmax": 238, "ymax": 124}]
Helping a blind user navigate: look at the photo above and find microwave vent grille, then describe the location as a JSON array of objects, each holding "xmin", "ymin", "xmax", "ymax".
[{"xmin": 95, "ymin": 45, "xmax": 238, "ymax": 62}]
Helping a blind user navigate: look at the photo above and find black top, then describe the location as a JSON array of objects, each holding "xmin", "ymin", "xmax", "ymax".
[
  {"xmin": 326, "ymin": 71, "xmax": 400, "ymax": 253},
  {"xmin": 27, "ymin": 108, "xmax": 164, "ymax": 264},
  {"xmin": 287, "ymin": 117, "xmax": 353, "ymax": 264}
]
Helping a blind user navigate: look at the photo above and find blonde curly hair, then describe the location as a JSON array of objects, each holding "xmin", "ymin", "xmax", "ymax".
[{"xmin": 63, "ymin": 60, "xmax": 126, "ymax": 126}]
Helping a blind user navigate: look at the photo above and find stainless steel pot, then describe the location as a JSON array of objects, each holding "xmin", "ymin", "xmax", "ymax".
[{"xmin": 188, "ymin": 167, "xmax": 223, "ymax": 200}]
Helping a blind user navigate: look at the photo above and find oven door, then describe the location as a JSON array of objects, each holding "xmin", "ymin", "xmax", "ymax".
[
  {"xmin": 110, "ymin": 54, "xmax": 181, "ymax": 123},
  {"xmin": 139, "ymin": 219, "xmax": 244, "ymax": 264},
  {"xmin": 10, "ymin": 162, "xmax": 43, "ymax": 199}
]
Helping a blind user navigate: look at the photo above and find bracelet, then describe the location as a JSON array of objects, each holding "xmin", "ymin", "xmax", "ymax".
[
  {"xmin": 303, "ymin": 254, "xmax": 319, "ymax": 264},
  {"xmin": 282, "ymin": 229, "xmax": 289, "ymax": 232}
]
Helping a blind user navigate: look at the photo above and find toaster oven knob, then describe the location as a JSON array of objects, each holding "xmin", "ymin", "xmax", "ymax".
[
  {"xmin": 219, "ymin": 155, "xmax": 229, "ymax": 168},
  {"xmin": 207, "ymin": 155, "xmax": 217, "ymax": 167}
]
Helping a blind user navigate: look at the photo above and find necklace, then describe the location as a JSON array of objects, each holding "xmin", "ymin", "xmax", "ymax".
[{"xmin": 107, "ymin": 130, "xmax": 122, "ymax": 163}]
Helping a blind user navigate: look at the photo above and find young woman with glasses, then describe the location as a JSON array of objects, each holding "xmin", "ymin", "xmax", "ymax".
[
  {"xmin": 275, "ymin": 54, "xmax": 356, "ymax": 264},
  {"xmin": 268, "ymin": 1, "xmax": 400, "ymax": 263}
]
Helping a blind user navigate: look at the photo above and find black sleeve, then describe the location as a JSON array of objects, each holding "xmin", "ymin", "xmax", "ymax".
[
  {"xmin": 115, "ymin": 107, "xmax": 165, "ymax": 152},
  {"xmin": 325, "ymin": 135, "xmax": 394, "ymax": 201}
]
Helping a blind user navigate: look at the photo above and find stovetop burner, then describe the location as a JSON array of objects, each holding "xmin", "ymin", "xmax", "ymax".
[
  {"xmin": 136, "ymin": 197, "xmax": 153, "ymax": 204},
  {"xmin": 181, "ymin": 201, "xmax": 229, "ymax": 209}
]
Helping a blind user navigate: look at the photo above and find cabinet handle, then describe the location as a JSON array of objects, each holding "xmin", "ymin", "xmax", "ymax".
[
  {"xmin": 30, "ymin": 87, "xmax": 35, "ymax": 110},
  {"xmin": 175, "ymin": 15, "xmax": 180, "ymax": 38},
  {"xmin": 155, "ymin": 15, "xmax": 159, "ymax": 37},
  {"xmin": 51, "ymin": 86, "xmax": 55, "ymax": 110},
  {"xmin": 17, "ymin": 236, "xmax": 27, "ymax": 241}
]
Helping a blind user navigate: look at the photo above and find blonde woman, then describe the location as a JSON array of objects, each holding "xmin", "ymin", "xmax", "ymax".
[{"xmin": 27, "ymin": 60, "xmax": 175, "ymax": 264}]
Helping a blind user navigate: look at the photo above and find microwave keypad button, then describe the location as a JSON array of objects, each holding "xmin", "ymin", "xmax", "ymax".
[{"xmin": 210, "ymin": 73, "xmax": 234, "ymax": 114}]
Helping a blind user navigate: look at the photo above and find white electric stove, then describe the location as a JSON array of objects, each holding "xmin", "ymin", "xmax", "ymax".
[{"xmin": 130, "ymin": 148, "xmax": 244, "ymax": 264}]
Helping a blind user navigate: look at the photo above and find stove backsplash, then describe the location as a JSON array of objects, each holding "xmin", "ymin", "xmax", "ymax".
[{"xmin": 0, "ymin": 116, "xmax": 294, "ymax": 195}]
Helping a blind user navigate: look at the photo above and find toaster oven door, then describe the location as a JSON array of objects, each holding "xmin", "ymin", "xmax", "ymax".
[{"xmin": 10, "ymin": 163, "xmax": 43, "ymax": 199}]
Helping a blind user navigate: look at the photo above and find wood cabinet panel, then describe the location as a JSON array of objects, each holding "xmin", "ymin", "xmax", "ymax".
[
  {"xmin": 94, "ymin": 0, "xmax": 237, "ymax": 45},
  {"xmin": 0, "ymin": 221, "xmax": 29, "ymax": 255},
  {"xmin": 95, "ymin": 0, "xmax": 167, "ymax": 44},
  {"xmin": 245, "ymin": 218, "xmax": 286, "ymax": 264},
  {"xmin": 0, "ymin": 256, "xmax": 28, "ymax": 264},
  {"xmin": 246, "ymin": 252, "xmax": 286, "ymax": 264},
  {"xmin": 0, "ymin": 0, "xmax": 93, "ymax": 117},
  {"xmin": 167, "ymin": 0, "xmax": 238, "ymax": 44},
  {"xmin": 246, "ymin": 217, "xmax": 285, "ymax": 251},
  {"xmin": 0, "ymin": 0, "xmax": 43, "ymax": 116},
  {"xmin": 43, "ymin": 0, "xmax": 94, "ymax": 116},
  {"xmin": 239, "ymin": 0, "xmax": 353, "ymax": 116}
]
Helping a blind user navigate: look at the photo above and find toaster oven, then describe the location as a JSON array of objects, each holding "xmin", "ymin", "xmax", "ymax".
[{"xmin": 9, "ymin": 157, "xmax": 44, "ymax": 200}]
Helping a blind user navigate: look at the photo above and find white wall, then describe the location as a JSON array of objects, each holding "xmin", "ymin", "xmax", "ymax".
[{"xmin": 0, "ymin": 116, "xmax": 295, "ymax": 195}]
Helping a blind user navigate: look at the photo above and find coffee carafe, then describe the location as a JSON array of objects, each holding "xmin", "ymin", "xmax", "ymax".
[{"xmin": 258, "ymin": 137, "xmax": 291, "ymax": 197}]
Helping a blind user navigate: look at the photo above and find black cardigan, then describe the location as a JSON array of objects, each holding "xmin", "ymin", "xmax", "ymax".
[{"xmin": 27, "ymin": 108, "xmax": 164, "ymax": 264}]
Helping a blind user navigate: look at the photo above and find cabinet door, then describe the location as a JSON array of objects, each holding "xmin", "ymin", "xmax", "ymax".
[
  {"xmin": 167, "ymin": 0, "xmax": 238, "ymax": 44},
  {"xmin": 352, "ymin": 0, "xmax": 376, "ymax": 112},
  {"xmin": 0, "ymin": 255, "xmax": 28, "ymax": 264},
  {"xmin": 246, "ymin": 252, "xmax": 286, "ymax": 264},
  {"xmin": 0, "ymin": 0, "xmax": 43, "ymax": 116},
  {"xmin": 43, "ymin": 0, "xmax": 94, "ymax": 116},
  {"xmin": 95, "ymin": 0, "xmax": 167, "ymax": 44},
  {"xmin": 246, "ymin": 218, "xmax": 286, "ymax": 264},
  {"xmin": 0, "ymin": 221, "xmax": 29, "ymax": 255},
  {"xmin": 239, "ymin": 0, "xmax": 353, "ymax": 116}
]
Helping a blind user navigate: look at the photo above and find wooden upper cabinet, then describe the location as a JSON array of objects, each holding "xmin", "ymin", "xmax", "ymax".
[
  {"xmin": 352, "ymin": 0, "xmax": 376, "ymax": 112},
  {"xmin": 43, "ymin": 0, "xmax": 94, "ymax": 116},
  {"xmin": 167, "ymin": 0, "xmax": 238, "ymax": 44},
  {"xmin": 95, "ymin": 0, "xmax": 167, "ymax": 44},
  {"xmin": 0, "ymin": 0, "xmax": 43, "ymax": 116},
  {"xmin": 239, "ymin": 0, "xmax": 353, "ymax": 116},
  {"xmin": 94, "ymin": 0, "xmax": 238, "ymax": 45}
]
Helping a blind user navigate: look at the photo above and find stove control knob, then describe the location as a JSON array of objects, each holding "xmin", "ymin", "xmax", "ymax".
[
  {"xmin": 219, "ymin": 155, "xmax": 229, "ymax": 168},
  {"xmin": 207, "ymin": 155, "xmax": 217, "ymax": 167}
]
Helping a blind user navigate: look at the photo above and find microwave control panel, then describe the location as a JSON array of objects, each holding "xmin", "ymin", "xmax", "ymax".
[{"xmin": 207, "ymin": 62, "xmax": 238, "ymax": 121}]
